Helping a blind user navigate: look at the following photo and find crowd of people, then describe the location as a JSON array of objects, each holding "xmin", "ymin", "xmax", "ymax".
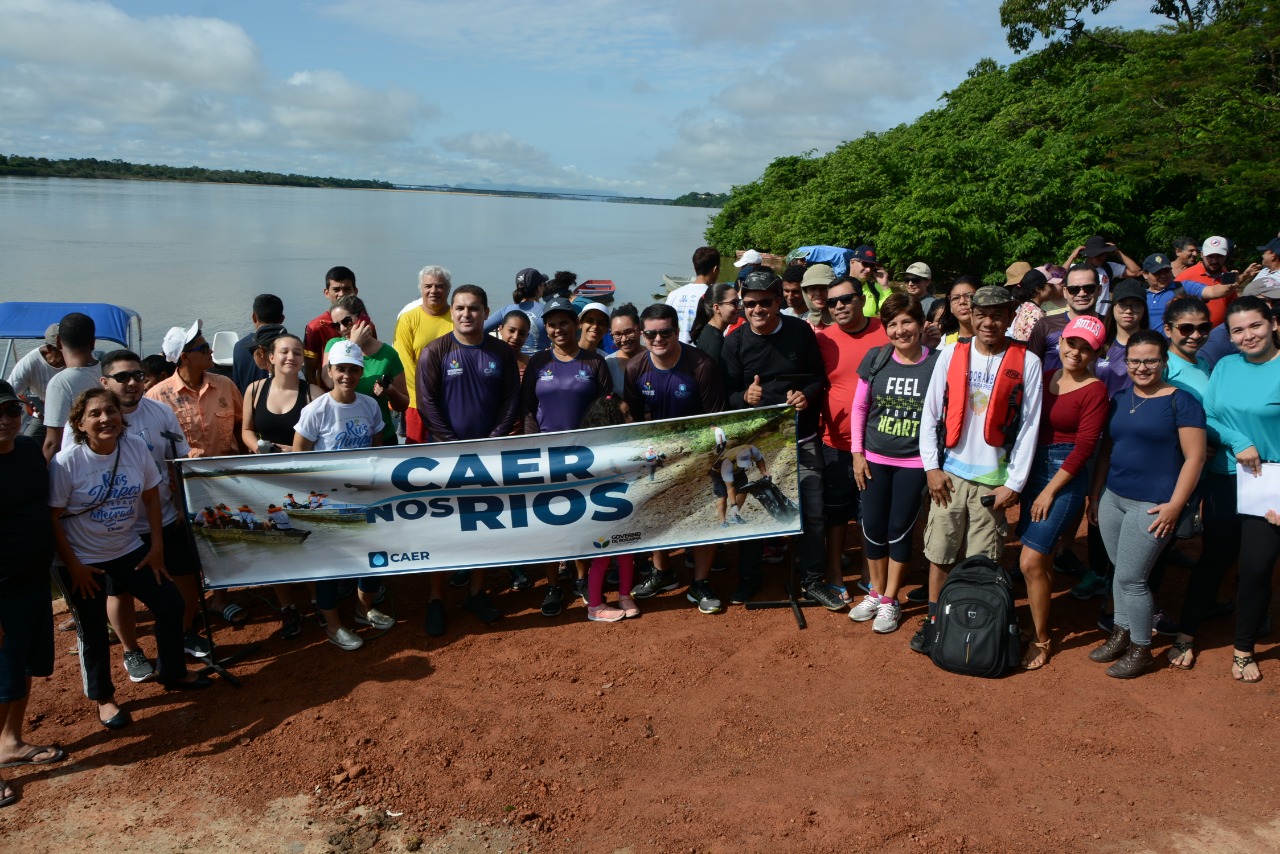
[{"xmin": 2, "ymin": 236, "xmax": 1279, "ymax": 808}]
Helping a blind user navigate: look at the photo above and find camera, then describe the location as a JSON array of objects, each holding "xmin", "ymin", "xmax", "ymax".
[{"xmin": 256, "ymin": 438, "xmax": 280, "ymax": 454}]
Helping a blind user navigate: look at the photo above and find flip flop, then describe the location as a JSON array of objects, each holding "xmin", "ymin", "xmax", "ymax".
[
  {"xmin": 0, "ymin": 783, "xmax": 15, "ymax": 808},
  {"xmin": 0, "ymin": 744, "xmax": 65, "ymax": 769},
  {"xmin": 219, "ymin": 603, "xmax": 248, "ymax": 625}
]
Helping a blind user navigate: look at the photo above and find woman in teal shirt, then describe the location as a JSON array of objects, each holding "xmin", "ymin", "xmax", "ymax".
[
  {"xmin": 1202, "ymin": 296, "xmax": 1280, "ymax": 683},
  {"xmin": 322, "ymin": 295, "xmax": 409, "ymax": 444}
]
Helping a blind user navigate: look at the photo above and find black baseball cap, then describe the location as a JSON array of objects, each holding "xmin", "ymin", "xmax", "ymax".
[{"xmin": 740, "ymin": 270, "xmax": 783, "ymax": 295}]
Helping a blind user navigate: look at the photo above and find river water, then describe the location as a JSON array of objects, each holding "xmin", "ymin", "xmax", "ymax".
[{"xmin": 0, "ymin": 177, "xmax": 716, "ymax": 353}]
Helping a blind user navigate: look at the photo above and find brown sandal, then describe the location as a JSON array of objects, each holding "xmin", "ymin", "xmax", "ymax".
[
  {"xmin": 1232, "ymin": 654, "xmax": 1262, "ymax": 684},
  {"xmin": 1021, "ymin": 640, "xmax": 1051, "ymax": 670}
]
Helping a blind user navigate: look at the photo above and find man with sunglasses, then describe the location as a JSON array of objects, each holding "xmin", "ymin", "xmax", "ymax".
[
  {"xmin": 82, "ymin": 351, "xmax": 204, "ymax": 680},
  {"xmin": 1027, "ymin": 264, "xmax": 1104, "ymax": 373},
  {"xmin": 817, "ymin": 277, "xmax": 888, "ymax": 599},
  {"xmin": 721, "ymin": 271, "xmax": 840, "ymax": 610},
  {"xmin": 624, "ymin": 304, "xmax": 727, "ymax": 613},
  {"xmin": 903, "ymin": 262, "xmax": 936, "ymax": 313},
  {"xmin": 147, "ymin": 320, "xmax": 244, "ymax": 457}
]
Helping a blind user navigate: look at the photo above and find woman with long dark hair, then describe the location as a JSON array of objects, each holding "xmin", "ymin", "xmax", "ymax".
[{"xmin": 691, "ymin": 282, "xmax": 740, "ymax": 364}]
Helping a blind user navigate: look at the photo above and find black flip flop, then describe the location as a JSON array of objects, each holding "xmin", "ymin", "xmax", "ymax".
[{"xmin": 0, "ymin": 744, "xmax": 66, "ymax": 769}]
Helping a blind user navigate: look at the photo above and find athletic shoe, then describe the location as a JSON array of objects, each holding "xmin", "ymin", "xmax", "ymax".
[
  {"xmin": 448, "ymin": 568, "xmax": 469, "ymax": 588},
  {"xmin": 462, "ymin": 592, "xmax": 501, "ymax": 624},
  {"xmin": 1097, "ymin": 611, "xmax": 1115, "ymax": 633},
  {"xmin": 1052, "ymin": 550, "xmax": 1089, "ymax": 578},
  {"xmin": 587, "ymin": 604, "xmax": 626, "ymax": 623},
  {"xmin": 906, "ymin": 587, "xmax": 928, "ymax": 604},
  {"xmin": 720, "ymin": 521, "xmax": 731, "ymax": 529},
  {"xmin": 802, "ymin": 582, "xmax": 845, "ymax": 611},
  {"xmin": 1070, "ymin": 570, "xmax": 1108, "ymax": 600},
  {"xmin": 872, "ymin": 601, "xmax": 902, "ymax": 634},
  {"xmin": 631, "ymin": 571, "xmax": 678, "ymax": 599},
  {"xmin": 732, "ymin": 514, "xmax": 748, "ymax": 526},
  {"xmin": 1152, "ymin": 610, "xmax": 1179, "ymax": 637},
  {"xmin": 909, "ymin": 618, "xmax": 935, "ymax": 654},
  {"xmin": 730, "ymin": 578, "xmax": 761, "ymax": 605},
  {"xmin": 572, "ymin": 577, "xmax": 589, "ymax": 604},
  {"xmin": 618, "ymin": 596, "xmax": 640, "ymax": 618},
  {"xmin": 279, "ymin": 605, "xmax": 302, "ymax": 639},
  {"xmin": 762, "ymin": 544, "xmax": 786, "ymax": 564},
  {"xmin": 327, "ymin": 626, "xmax": 364, "ymax": 651},
  {"xmin": 424, "ymin": 599, "xmax": 446, "ymax": 637},
  {"xmin": 686, "ymin": 580, "xmax": 723, "ymax": 614},
  {"xmin": 183, "ymin": 630, "xmax": 211, "ymax": 659},
  {"xmin": 508, "ymin": 567, "xmax": 532, "ymax": 591},
  {"xmin": 540, "ymin": 586, "xmax": 564, "ymax": 618},
  {"xmin": 849, "ymin": 593, "xmax": 880, "ymax": 622},
  {"xmin": 122, "ymin": 649, "xmax": 155, "ymax": 683},
  {"xmin": 354, "ymin": 608, "xmax": 395, "ymax": 630}
]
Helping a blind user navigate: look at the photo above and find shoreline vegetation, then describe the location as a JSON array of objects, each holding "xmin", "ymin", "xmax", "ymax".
[{"xmin": 0, "ymin": 155, "xmax": 726, "ymax": 209}]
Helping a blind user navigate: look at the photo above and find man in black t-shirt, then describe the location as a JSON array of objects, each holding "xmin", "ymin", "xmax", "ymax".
[
  {"xmin": 721, "ymin": 272, "xmax": 842, "ymax": 611},
  {"xmin": 0, "ymin": 380, "xmax": 66, "ymax": 795}
]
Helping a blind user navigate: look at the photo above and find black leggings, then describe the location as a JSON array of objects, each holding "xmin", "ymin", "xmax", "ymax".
[
  {"xmin": 1236, "ymin": 514, "xmax": 1280, "ymax": 653},
  {"xmin": 1177, "ymin": 472, "xmax": 1241, "ymax": 636},
  {"xmin": 53, "ymin": 545, "xmax": 188, "ymax": 701},
  {"xmin": 860, "ymin": 461, "xmax": 927, "ymax": 563}
]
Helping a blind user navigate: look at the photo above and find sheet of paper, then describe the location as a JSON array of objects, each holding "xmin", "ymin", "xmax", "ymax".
[{"xmin": 1236, "ymin": 462, "xmax": 1280, "ymax": 518}]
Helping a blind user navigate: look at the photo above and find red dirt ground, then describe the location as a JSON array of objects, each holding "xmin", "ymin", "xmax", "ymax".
[{"xmin": 2, "ymin": 525, "xmax": 1278, "ymax": 853}]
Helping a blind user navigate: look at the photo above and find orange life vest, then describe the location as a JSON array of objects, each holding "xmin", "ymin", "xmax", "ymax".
[{"xmin": 941, "ymin": 339, "xmax": 1027, "ymax": 452}]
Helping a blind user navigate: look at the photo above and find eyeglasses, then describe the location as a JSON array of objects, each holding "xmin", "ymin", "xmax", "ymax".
[
  {"xmin": 183, "ymin": 342, "xmax": 211, "ymax": 355},
  {"xmin": 949, "ymin": 293, "xmax": 973, "ymax": 304},
  {"xmin": 108, "ymin": 370, "xmax": 147, "ymax": 384},
  {"xmin": 612, "ymin": 328, "xmax": 639, "ymax": 339},
  {"xmin": 1065, "ymin": 285, "xmax": 1098, "ymax": 296},
  {"xmin": 642, "ymin": 328, "xmax": 676, "ymax": 341},
  {"xmin": 1114, "ymin": 302, "xmax": 1143, "ymax": 314},
  {"xmin": 904, "ymin": 276, "xmax": 926, "ymax": 285},
  {"xmin": 336, "ymin": 316, "xmax": 357, "ymax": 329},
  {"xmin": 741, "ymin": 297, "xmax": 776, "ymax": 310},
  {"xmin": 0, "ymin": 403, "xmax": 23, "ymax": 419},
  {"xmin": 1124, "ymin": 358, "xmax": 1163, "ymax": 369},
  {"xmin": 1173, "ymin": 322, "xmax": 1212, "ymax": 337},
  {"xmin": 828, "ymin": 293, "xmax": 863, "ymax": 307}
]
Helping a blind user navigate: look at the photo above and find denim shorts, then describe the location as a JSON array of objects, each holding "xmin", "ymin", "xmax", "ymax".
[{"xmin": 1016, "ymin": 444, "xmax": 1087, "ymax": 556}]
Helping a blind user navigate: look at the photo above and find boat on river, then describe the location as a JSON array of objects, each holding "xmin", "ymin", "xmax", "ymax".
[
  {"xmin": 196, "ymin": 525, "xmax": 311, "ymax": 545},
  {"xmin": 283, "ymin": 505, "xmax": 367, "ymax": 523}
]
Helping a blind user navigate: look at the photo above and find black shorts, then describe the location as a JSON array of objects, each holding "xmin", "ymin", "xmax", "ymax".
[
  {"xmin": 710, "ymin": 468, "xmax": 748, "ymax": 499},
  {"xmin": 0, "ymin": 588, "xmax": 55, "ymax": 702},
  {"xmin": 821, "ymin": 444, "xmax": 859, "ymax": 527}
]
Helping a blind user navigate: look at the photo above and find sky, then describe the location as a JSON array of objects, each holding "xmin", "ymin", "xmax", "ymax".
[{"xmin": 0, "ymin": 0, "xmax": 1155, "ymax": 198}]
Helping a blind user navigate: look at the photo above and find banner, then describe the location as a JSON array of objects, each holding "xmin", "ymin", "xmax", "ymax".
[{"xmin": 176, "ymin": 406, "xmax": 799, "ymax": 589}]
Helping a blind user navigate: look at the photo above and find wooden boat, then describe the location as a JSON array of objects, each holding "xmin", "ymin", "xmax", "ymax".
[
  {"xmin": 282, "ymin": 505, "xmax": 366, "ymax": 523},
  {"xmin": 575, "ymin": 280, "xmax": 616, "ymax": 303},
  {"xmin": 196, "ymin": 526, "xmax": 311, "ymax": 545}
]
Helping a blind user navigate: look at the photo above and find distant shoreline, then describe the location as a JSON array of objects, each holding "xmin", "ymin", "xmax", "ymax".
[{"xmin": 0, "ymin": 156, "xmax": 725, "ymax": 209}]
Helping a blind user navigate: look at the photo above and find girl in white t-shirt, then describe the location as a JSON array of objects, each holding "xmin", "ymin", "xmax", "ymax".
[
  {"xmin": 50, "ymin": 389, "xmax": 210, "ymax": 730},
  {"xmin": 293, "ymin": 341, "xmax": 392, "ymax": 650}
]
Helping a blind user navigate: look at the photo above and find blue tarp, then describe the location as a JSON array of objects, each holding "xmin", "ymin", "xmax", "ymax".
[
  {"xmin": 786, "ymin": 246, "xmax": 855, "ymax": 277},
  {"xmin": 0, "ymin": 302, "xmax": 140, "ymax": 348}
]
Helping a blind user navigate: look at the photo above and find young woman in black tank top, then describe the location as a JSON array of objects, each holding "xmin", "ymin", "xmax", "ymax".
[{"xmin": 241, "ymin": 334, "xmax": 325, "ymax": 453}]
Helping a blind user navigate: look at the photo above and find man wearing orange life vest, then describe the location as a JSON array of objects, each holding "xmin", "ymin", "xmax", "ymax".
[{"xmin": 912, "ymin": 285, "xmax": 1043, "ymax": 653}]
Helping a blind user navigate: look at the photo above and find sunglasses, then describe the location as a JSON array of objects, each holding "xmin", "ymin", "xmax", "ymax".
[
  {"xmin": 1065, "ymin": 285, "xmax": 1098, "ymax": 296},
  {"xmin": 642, "ymin": 328, "xmax": 676, "ymax": 341},
  {"xmin": 183, "ymin": 342, "xmax": 211, "ymax": 354},
  {"xmin": 0, "ymin": 403, "xmax": 23, "ymax": 419},
  {"xmin": 337, "ymin": 316, "xmax": 357, "ymax": 329},
  {"xmin": 828, "ymin": 293, "xmax": 863, "ymax": 307},
  {"xmin": 717, "ymin": 299, "xmax": 742, "ymax": 308},
  {"xmin": 1173, "ymin": 322, "xmax": 1212, "ymax": 337},
  {"xmin": 741, "ymin": 297, "xmax": 776, "ymax": 310},
  {"xmin": 108, "ymin": 370, "xmax": 147, "ymax": 384},
  {"xmin": 904, "ymin": 276, "xmax": 926, "ymax": 285}
]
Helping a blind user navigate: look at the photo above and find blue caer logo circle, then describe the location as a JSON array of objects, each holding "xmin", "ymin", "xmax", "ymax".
[{"xmin": 368, "ymin": 551, "xmax": 390, "ymax": 568}]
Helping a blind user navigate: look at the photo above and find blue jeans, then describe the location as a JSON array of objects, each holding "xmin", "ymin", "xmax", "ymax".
[{"xmin": 1016, "ymin": 444, "xmax": 1087, "ymax": 556}]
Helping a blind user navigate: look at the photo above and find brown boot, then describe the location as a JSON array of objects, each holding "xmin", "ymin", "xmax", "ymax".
[
  {"xmin": 1106, "ymin": 644, "xmax": 1154, "ymax": 679},
  {"xmin": 1088, "ymin": 626, "xmax": 1131, "ymax": 662}
]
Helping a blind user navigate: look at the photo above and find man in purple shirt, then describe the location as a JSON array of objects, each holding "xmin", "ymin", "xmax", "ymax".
[{"xmin": 417, "ymin": 285, "xmax": 520, "ymax": 637}]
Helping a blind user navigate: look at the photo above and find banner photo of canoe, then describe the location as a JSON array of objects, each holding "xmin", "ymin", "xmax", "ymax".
[{"xmin": 175, "ymin": 406, "xmax": 799, "ymax": 589}]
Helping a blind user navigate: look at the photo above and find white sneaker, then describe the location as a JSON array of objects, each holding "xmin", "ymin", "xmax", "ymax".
[
  {"xmin": 872, "ymin": 601, "xmax": 901, "ymax": 634},
  {"xmin": 327, "ymin": 626, "xmax": 364, "ymax": 651},
  {"xmin": 850, "ymin": 593, "xmax": 880, "ymax": 622},
  {"xmin": 354, "ymin": 608, "xmax": 395, "ymax": 630}
]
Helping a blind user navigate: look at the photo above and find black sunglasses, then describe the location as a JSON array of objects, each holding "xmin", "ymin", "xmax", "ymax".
[
  {"xmin": 828, "ymin": 292, "xmax": 863, "ymax": 307},
  {"xmin": 337, "ymin": 316, "xmax": 357, "ymax": 329},
  {"xmin": 1173, "ymin": 322, "xmax": 1212, "ymax": 337},
  {"xmin": 0, "ymin": 402, "xmax": 23, "ymax": 418},
  {"xmin": 642, "ymin": 328, "xmax": 676, "ymax": 341},
  {"xmin": 741, "ymin": 297, "xmax": 776, "ymax": 309},
  {"xmin": 108, "ymin": 370, "xmax": 147, "ymax": 384},
  {"xmin": 903, "ymin": 275, "xmax": 926, "ymax": 285},
  {"xmin": 1065, "ymin": 284, "xmax": 1098, "ymax": 296},
  {"xmin": 183, "ymin": 342, "xmax": 211, "ymax": 354}
]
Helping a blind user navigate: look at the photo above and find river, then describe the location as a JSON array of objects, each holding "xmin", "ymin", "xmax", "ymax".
[{"xmin": 0, "ymin": 177, "xmax": 717, "ymax": 352}]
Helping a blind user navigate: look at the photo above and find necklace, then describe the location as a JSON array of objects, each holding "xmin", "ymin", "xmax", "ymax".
[{"xmin": 1130, "ymin": 389, "xmax": 1151, "ymax": 415}]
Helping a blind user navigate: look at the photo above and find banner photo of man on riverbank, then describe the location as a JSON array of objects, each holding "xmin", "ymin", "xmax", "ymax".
[{"xmin": 176, "ymin": 406, "xmax": 799, "ymax": 589}]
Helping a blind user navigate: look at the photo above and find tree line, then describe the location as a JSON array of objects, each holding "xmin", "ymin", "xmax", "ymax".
[
  {"xmin": 0, "ymin": 156, "xmax": 396, "ymax": 190},
  {"xmin": 705, "ymin": 1, "xmax": 1279, "ymax": 282}
]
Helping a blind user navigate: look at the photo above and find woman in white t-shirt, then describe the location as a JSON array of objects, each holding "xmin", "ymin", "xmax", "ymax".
[
  {"xmin": 50, "ymin": 389, "xmax": 210, "ymax": 731},
  {"xmin": 293, "ymin": 340, "xmax": 393, "ymax": 651}
]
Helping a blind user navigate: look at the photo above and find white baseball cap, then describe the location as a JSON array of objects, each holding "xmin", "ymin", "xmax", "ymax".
[
  {"xmin": 733, "ymin": 249, "xmax": 763, "ymax": 268},
  {"xmin": 1201, "ymin": 236, "xmax": 1229, "ymax": 257},
  {"xmin": 905, "ymin": 262, "xmax": 932, "ymax": 279},
  {"xmin": 328, "ymin": 339, "xmax": 365, "ymax": 368},
  {"xmin": 161, "ymin": 320, "xmax": 202, "ymax": 362}
]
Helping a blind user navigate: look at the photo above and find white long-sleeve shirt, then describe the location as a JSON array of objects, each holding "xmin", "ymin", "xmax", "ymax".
[{"xmin": 919, "ymin": 342, "xmax": 1042, "ymax": 493}]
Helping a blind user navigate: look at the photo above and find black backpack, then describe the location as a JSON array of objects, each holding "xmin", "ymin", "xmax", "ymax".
[{"xmin": 930, "ymin": 555, "xmax": 1021, "ymax": 678}]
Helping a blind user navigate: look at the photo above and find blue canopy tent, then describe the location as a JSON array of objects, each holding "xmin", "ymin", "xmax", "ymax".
[
  {"xmin": 785, "ymin": 246, "xmax": 855, "ymax": 277},
  {"xmin": 0, "ymin": 302, "xmax": 142, "ymax": 376}
]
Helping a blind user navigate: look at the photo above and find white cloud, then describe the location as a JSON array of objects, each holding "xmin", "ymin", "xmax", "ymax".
[{"xmin": 272, "ymin": 71, "xmax": 436, "ymax": 146}]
